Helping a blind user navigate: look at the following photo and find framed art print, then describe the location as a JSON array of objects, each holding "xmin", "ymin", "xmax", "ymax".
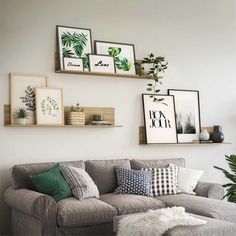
[
  {"xmin": 142, "ymin": 94, "xmax": 178, "ymax": 144},
  {"xmin": 57, "ymin": 25, "xmax": 92, "ymax": 70},
  {"xmin": 168, "ymin": 89, "xmax": 201, "ymax": 143},
  {"xmin": 35, "ymin": 88, "xmax": 64, "ymax": 125},
  {"xmin": 88, "ymin": 54, "xmax": 115, "ymax": 73},
  {"xmin": 10, "ymin": 73, "xmax": 47, "ymax": 125},
  {"xmin": 95, "ymin": 40, "xmax": 136, "ymax": 75},
  {"xmin": 63, "ymin": 57, "xmax": 84, "ymax": 71}
]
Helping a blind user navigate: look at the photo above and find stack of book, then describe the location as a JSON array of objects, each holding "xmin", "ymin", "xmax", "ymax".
[{"xmin": 67, "ymin": 112, "xmax": 85, "ymax": 125}]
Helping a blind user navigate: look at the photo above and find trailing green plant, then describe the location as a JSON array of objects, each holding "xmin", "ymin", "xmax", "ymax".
[
  {"xmin": 15, "ymin": 108, "xmax": 29, "ymax": 119},
  {"xmin": 70, "ymin": 103, "xmax": 84, "ymax": 112},
  {"xmin": 214, "ymin": 155, "xmax": 236, "ymax": 203}
]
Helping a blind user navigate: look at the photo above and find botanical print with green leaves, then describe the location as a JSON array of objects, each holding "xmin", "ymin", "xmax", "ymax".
[
  {"xmin": 61, "ymin": 31, "xmax": 89, "ymax": 69},
  {"xmin": 41, "ymin": 96, "xmax": 59, "ymax": 117},
  {"xmin": 20, "ymin": 85, "xmax": 35, "ymax": 111},
  {"xmin": 108, "ymin": 47, "xmax": 131, "ymax": 71}
]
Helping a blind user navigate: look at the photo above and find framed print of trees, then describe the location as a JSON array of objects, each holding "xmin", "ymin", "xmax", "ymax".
[
  {"xmin": 57, "ymin": 25, "xmax": 92, "ymax": 71},
  {"xmin": 10, "ymin": 73, "xmax": 47, "ymax": 125}
]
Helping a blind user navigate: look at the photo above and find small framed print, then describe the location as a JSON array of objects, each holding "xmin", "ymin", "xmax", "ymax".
[
  {"xmin": 88, "ymin": 54, "xmax": 115, "ymax": 73},
  {"xmin": 142, "ymin": 94, "xmax": 178, "ymax": 144},
  {"xmin": 63, "ymin": 57, "xmax": 84, "ymax": 71},
  {"xmin": 35, "ymin": 88, "xmax": 64, "ymax": 125}
]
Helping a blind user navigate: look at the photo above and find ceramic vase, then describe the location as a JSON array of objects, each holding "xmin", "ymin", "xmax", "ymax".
[
  {"xmin": 210, "ymin": 126, "xmax": 224, "ymax": 143},
  {"xmin": 198, "ymin": 129, "xmax": 210, "ymax": 141}
]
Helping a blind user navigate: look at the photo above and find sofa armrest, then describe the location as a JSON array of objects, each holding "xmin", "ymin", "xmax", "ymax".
[
  {"xmin": 4, "ymin": 187, "xmax": 57, "ymax": 235},
  {"xmin": 194, "ymin": 181, "xmax": 224, "ymax": 200}
]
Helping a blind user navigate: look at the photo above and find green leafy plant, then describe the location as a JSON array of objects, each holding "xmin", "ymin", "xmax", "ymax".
[
  {"xmin": 214, "ymin": 155, "xmax": 236, "ymax": 203},
  {"xmin": 70, "ymin": 103, "xmax": 84, "ymax": 112},
  {"xmin": 15, "ymin": 108, "xmax": 29, "ymax": 119}
]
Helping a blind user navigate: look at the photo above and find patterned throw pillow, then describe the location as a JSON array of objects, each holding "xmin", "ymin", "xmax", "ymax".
[
  {"xmin": 143, "ymin": 166, "xmax": 179, "ymax": 196},
  {"xmin": 114, "ymin": 166, "xmax": 152, "ymax": 196},
  {"xmin": 60, "ymin": 164, "xmax": 99, "ymax": 200}
]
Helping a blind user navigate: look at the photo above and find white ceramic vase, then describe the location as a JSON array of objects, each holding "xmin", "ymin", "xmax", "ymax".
[
  {"xmin": 198, "ymin": 129, "xmax": 210, "ymax": 141},
  {"xmin": 141, "ymin": 63, "xmax": 153, "ymax": 75},
  {"xmin": 17, "ymin": 118, "xmax": 26, "ymax": 125}
]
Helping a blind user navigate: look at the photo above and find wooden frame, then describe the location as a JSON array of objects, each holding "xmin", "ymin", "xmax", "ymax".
[
  {"xmin": 10, "ymin": 73, "xmax": 47, "ymax": 125},
  {"xmin": 35, "ymin": 88, "xmax": 64, "ymax": 125},
  {"xmin": 94, "ymin": 40, "xmax": 137, "ymax": 75}
]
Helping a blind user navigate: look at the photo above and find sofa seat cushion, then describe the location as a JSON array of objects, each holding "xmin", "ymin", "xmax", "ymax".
[
  {"xmin": 100, "ymin": 193, "xmax": 166, "ymax": 215},
  {"xmin": 155, "ymin": 193, "xmax": 236, "ymax": 223},
  {"xmin": 57, "ymin": 197, "xmax": 117, "ymax": 227}
]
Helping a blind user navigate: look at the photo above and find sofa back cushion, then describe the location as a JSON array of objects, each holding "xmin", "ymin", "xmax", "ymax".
[
  {"xmin": 11, "ymin": 161, "xmax": 85, "ymax": 189},
  {"xmin": 85, "ymin": 159, "xmax": 131, "ymax": 194},
  {"xmin": 131, "ymin": 158, "xmax": 185, "ymax": 170}
]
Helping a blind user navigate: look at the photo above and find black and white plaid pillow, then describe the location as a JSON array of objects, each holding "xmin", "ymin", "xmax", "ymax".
[{"xmin": 142, "ymin": 166, "xmax": 180, "ymax": 196}]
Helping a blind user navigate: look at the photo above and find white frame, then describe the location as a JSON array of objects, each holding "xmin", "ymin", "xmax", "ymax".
[{"xmin": 63, "ymin": 57, "xmax": 84, "ymax": 71}]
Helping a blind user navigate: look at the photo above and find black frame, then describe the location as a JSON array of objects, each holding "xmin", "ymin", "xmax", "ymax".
[
  {"xmin": 142, "ymin": 93, "xmax": 178, "ymax": 144},
  {"xmin": 63, "ymin": 57, "xmax": 84, "ymax": 71},
  {"xmin": 168, "ymin": 89, "xmax": 201, "ymax": 143},
  {"xmin": 87, "ymin": 54, "xmax": 116, "ymax": 73},
  {"xmin": 94, "ymin": 40, "xmax": 137, "ymax": 75},
  {"xmin": 56, "ymin": 25, "xmax": 93, "ymax": 70}
]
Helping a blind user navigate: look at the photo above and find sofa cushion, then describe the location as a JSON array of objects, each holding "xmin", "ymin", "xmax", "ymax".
[
  {"xmin": 57, "ymin": 197, "xmax": 117, "ymax": 227},
  {"xmin": 155, "ymin": 193, "xmax": 236, "ymax": 223},
  {"xmin": 12, "ymin": 161, "xmax": 85, "ymax": 189},
  {"xmin": 85, "ymin": 159, "xmax": 131, "ymax": 194},
  {"xmin": 131, "ymin": 158, "xmax": 185, "ymax": 170},
  {"xmin": 100, "ymin": 193, "xmax": 166, "ymax": 215}
]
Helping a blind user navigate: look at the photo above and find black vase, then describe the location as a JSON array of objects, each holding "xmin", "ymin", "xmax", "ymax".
[{"xmin": 210, "ymin": 126, "xmax": 224, "ymax": 143}]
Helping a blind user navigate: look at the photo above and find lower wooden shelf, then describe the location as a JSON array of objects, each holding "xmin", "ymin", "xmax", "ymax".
[{"xmin": 4, "ymin": 124, "xmax": 122, "ymax": 128}]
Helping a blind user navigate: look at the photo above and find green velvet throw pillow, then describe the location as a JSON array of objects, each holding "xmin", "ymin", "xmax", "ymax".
[{"xmin": 30, "ymin": 163, "xmax": 72, "ymax": 202}]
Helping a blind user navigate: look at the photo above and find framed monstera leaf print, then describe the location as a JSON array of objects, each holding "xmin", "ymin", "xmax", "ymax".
[
  {"xmin": 10, "ymin": 73, "xmax": 47, "ymax": 125},
  {"xmin": 57, "ymin": 25, "xmax": 92, "ymax": 71},
  {"xmin": 35, "ymin": 88, "xmax": 64, "ymax": 125},
  {"xmin": 95, "ymin": 41, "xmax": 136, "ymax": 75}
]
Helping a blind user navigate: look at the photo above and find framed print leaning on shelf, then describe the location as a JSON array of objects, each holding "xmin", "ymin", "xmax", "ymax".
[
  {"xmin": 35, "ymin": 88, "xmax": 64, "ymax": 125},
  {"xmin": 57, "ymin": 25, "xmax": 92, "ymax": 70},
  {"xmin": 63, "ymin": 57, "xmax": 84, "ymax": 71},
  {"xmin": 168, "ymin": 89, "xmax": 201, "ymax": 143},
  {"xmin": 142, "ymin": 94, "xmax": 178, "ymax": 144},
  {"xmin": 88, "ymin": 54, "xmax": 116, "ymax": 73},
  {"xmin": 10, "ymin": 73, "xmax": 47, "ymax": 125},
  {"xmin": 95, "ymin": 41, "xmax": 136, "ymax": 75}
]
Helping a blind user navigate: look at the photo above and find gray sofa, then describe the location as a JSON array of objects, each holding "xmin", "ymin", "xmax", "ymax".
[{"xmin": 4, "ymin": 158, "xmax": 236, "ymax": 236}]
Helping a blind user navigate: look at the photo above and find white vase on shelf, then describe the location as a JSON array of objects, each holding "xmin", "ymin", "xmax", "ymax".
[{"xmin": 198, "ymin": 129, "xmax": 210, "ymax": 141}]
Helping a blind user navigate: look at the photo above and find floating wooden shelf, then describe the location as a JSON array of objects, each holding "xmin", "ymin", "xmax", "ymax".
[
  {"xmin": 4, "ymin": 124, "xmax": 122, "ymax": 128},
  {"xmin": 139, "ymin": 127, "xmax": 231, "ymax": 145}
]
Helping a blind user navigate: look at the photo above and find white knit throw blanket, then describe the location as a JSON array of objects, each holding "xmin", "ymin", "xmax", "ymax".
[{"xmin": 118, "ymin": 207, "xmax": 207, "ymax": 236}]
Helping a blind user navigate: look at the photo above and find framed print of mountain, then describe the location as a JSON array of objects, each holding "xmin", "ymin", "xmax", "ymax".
[
  {"xmin": 168, "ymin": 89, "xmax": 201, "ymax": 143},
  {"xmin": 95, "ymin": 41, "xmax": 136, "ymax": 75},
  {"xmin": 142, "ymin": 94, "xmax": 178, "ymax": 144},
  {"xmin": 35, "ymin": 88, "xmax": 64, "ymax": 125},
  {"xmin": 10, "ymin": 73, "xmax": 47, "ymax": 125},
  {"xmin": 57, "ymin": 25, "xmax": 92, "ymax": 71}
]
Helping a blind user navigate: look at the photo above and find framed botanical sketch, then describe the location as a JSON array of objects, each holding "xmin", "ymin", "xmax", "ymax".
[
  {"xmin": 142, "ymin": 94, "xmax": 178, "ymax": 144},
  {"xmin": 57, "ymin": 25, "xmax": 92, "ymax": 71},
  {"xmin": 168, "ymin": 89, "xmax": 201, "ymax": 143},
  {"xmin": 88, "ymin": 54, "xmax": 116, "ymax": 73},
  {"xmin": 63, "ymin": 57, "xmax": 84, "ymax": 71},
  {"xmin": 35, "ymin": 88, "xmax": 64, "ymax": 125},
  {"xmin": 94, "ymin": 40, "xmax": 136, "ymax": 75},
  {"xmin": 10, "ymin": 73, "xmax": 47, "ymax": 125}
]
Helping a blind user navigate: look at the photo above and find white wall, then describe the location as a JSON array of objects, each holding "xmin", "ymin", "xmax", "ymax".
[{"xmin": 1, "ymin": 0, "xmax": 236, "ymax": 234}]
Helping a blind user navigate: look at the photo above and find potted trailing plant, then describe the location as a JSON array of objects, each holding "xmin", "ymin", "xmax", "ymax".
[
  {"xmin": 67, "ymin": 103, "xmax": 85, "ymax": 125},
  {"xmin": 214, "ymin": 154, "xmax": 236, "ymax": 203},
  {"xmin": 15, "ymin": 108, "xmax": 29, "ymax": 125}
]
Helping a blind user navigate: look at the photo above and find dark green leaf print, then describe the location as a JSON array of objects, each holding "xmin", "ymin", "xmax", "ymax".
[
  {"xmin": 20, "ymin": 85, "xmax": 35, "ymax": 111},
  {"xmin": 115, "ymin": 57, "xmax": 131, "ymax": 71},
  {"xmin": 108, "ymin": 47, "xmax": 121, "ymax": 57}
]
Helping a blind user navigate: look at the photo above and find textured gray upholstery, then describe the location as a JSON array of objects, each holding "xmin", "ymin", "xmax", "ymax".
[
  {"xmin": 11, "ymin": 160, "xmax": 85, "ymax": 189},
  {"xmin": 131, "ymin": 158, "xmax": 185, "ymax": 169},
  {"xmin": 85, "ymin": 159, "xmax": 131, "ymax": 194},
  {"xmin": 100, "ymin": 193, "xmax": 166, "ymax": 215}
]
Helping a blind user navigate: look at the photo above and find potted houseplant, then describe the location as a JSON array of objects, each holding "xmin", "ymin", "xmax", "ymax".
[
  {"xmin": 15, "ymin": 108, "xmax": 29, "ymax": 125},
  {"xmin": 67, "ymin": 103, "xmax": 85, "ymax": 125}
]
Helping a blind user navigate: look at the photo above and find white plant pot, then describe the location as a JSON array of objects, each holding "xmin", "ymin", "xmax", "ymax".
[
  {"xmin": 141, "ymin": 63, "xmax": 153, "ymax": 75},
  {"xmin": 198, "ymin": 129, "xmax": 210, "ymax": 141},
  {"xmin": 17, "ymin": 118, "xmax": 26, "ymax": 125}
]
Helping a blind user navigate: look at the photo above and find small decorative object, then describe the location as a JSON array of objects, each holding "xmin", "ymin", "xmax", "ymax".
[
  {"xmin": 210, "ymin": 126, "xmax": 224, "ymax": 143},
  {"xmin": 168, "ymin": 89, "xmax": 201, "ymax": 143},
  {"xmin": 10, "ymin": 73, "xmax": 47, "ymax": 125},
  {"xmin": 88, "ymin": 54, "xmax": 116, "ymax": 73},
  {"xmin": 198, "ymin": 129, "xmax": 210, "ymax": 141},
  {"xmin": 63, "ymin": 57, "xmax": 84, "ymax": 71},
  {"xmin": 142, "ymin": 94, "xmax": 178, "ymax": 144},
  {"xmin": 35, "ymin": 88, "xmax": 64, "ymax": 125},
  {"xmin": 214, "ymin": 154, "xmax": 236, "ymax": 203},
  {"xmin": 57, "ymin": 25, "xmax": 92, "ymax": 70},
  {"xmin": 67, "ymin": 103, "xmax": 85, "ymax": 125},
  {"xmin": 95, "ymin": 41, "xmax": 136, "ymax": 75},
  {"xmin": 15, "ymin": 108, "xmax": 29, "ymax": 125}
]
